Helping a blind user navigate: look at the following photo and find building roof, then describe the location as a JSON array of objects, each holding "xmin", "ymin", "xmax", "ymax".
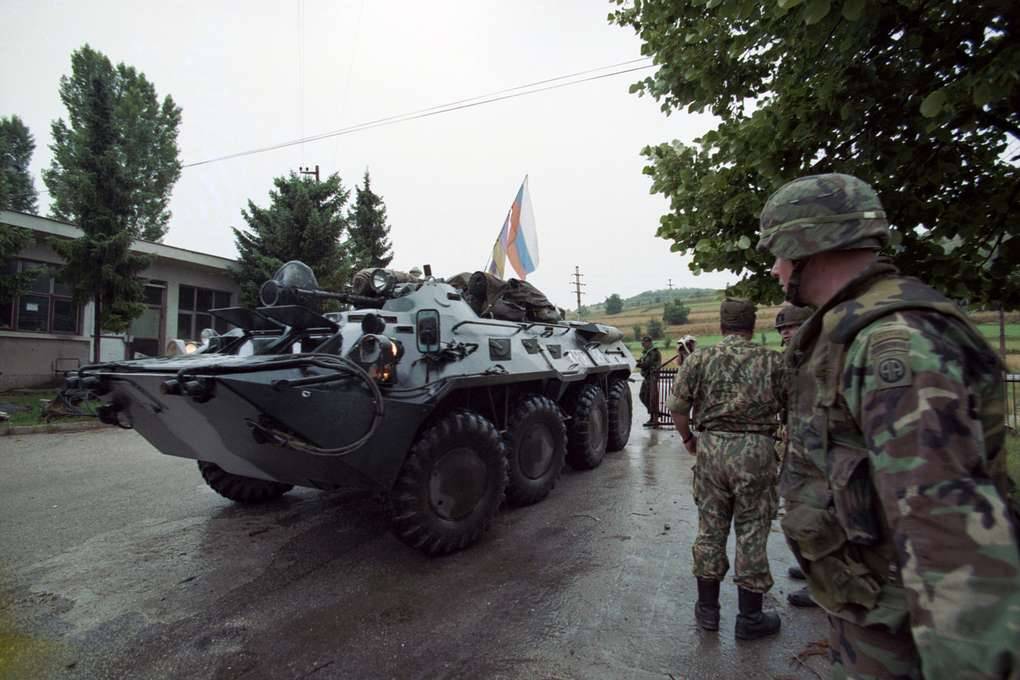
[{"xmin": 0, "ymin": 209, "xmax": 235, "ymax": 272}]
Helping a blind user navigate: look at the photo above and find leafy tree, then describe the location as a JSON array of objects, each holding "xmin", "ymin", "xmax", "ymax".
[
  {"xmin": 605, "ymin": 293, "xmax": 624, "ymax": 314},
  {"xmin": 45, "ymin": 45, "xmax": 182, "ymax": 242},
  {"xmin": 647, "ymin": 317, "xmax": 664, "ymax": 340},
  {"xmin": 632, "ymin": 323, "xmax": 643, "ymax": 340},
  {"xmin": 0, "ymin": 115, "xmax": 39, "ymax": 213},
  {"xmin": 49, "ymin": 71, "xmax": 150, "ymax": 361},
  {"xmin": 663, "ymin": 298, "xmax": 691, "ymax": 325},
  {"xmin": 348, "ymin": 170, "xmax": 393, "ymax": 271},
  {"xmin": 610, "ymin": 1, "xmax": 1020, "ymax": 307},
  {"xmin": 0, "ymin": 224, "xmax": 36, "ymax": 303},
  {"xmin": 232, "ymin": 172, "xmax": 353, "ymax": 307}
]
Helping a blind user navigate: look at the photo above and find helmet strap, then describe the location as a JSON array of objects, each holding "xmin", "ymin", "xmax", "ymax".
[{"xmin": 785, "ymin": 259, "xmax": 809, "ymax": 306}]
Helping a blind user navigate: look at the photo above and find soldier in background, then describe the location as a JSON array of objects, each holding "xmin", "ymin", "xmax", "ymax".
[
  {"xmin": 667, "ymin": 299, "xmax": 787, "ymax": 640},
  {"xmin": 772, "ymin": 305, "xmax": 820, "ymax": 609},
  {"xmin": 758, "ymin": 173, "xmax": 1018, "ymax": 679},
  {"xmin": 637, "ymin": 336, "xmax": 662, "ymax": 427},
  {"xmin": 775, "ymin": 305, "xmax": 812, "ymax": 347}
]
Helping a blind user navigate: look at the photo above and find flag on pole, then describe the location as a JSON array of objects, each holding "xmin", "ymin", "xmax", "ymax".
[{"xmin": 487, "ymin": 176, "xmax": 538, "ymax": 280}]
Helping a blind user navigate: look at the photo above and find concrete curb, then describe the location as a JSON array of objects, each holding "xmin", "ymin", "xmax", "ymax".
[{"xmin": 2, "ymin": 420, "xmax": 110, "ymax": 436}]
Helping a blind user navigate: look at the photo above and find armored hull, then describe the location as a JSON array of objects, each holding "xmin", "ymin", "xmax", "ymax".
[{"xmin": 66, "ymin": 267, "xmax": 636, "ymax": 554}]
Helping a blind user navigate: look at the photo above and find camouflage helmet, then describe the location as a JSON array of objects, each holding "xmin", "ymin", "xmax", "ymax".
[
  {"xmin": 757, "ymin": 173, "xmax": 889, "ymax": 260},
  {"xmin": 775, "ymin": 304, "xmax": 812, "ymax": 329}
]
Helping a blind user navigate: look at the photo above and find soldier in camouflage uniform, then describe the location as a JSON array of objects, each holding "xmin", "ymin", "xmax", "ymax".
[
  {"xmin": 667, "ymin": 299, "xmax": 787, "ymax": 639},
  {"xmin": 758, "ymin": 173, "xmax": 1019, "ymax": 679},
  {"xmin": 637, "ymin": 336, "xmax": 663, "ymax": 426},
  {"xmin": 772, "ymin": 305, "xmax": 822, "ymax": 609}
]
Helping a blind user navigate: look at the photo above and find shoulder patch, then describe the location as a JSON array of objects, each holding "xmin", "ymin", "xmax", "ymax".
[{"xmin": 868, "ymin": 328, "xmax": 912, "ymax": 390}]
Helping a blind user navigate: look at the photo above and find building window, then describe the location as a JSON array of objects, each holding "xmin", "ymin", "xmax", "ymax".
[
  {"xmin": 177, "ymin": 285, "xmax": 232, "ymax": 340},
  {"xmin": 1, "ymin": 259, "xmax": 80, "ymax": 334}
]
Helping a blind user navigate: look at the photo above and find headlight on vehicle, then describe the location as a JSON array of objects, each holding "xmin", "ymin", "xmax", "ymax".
[
  {"xmin": 165, "ymin": 339, "xmax": 200, "ymax": 356},
  {"xmin": 354, "ymin": 334, "xmax": 402, "ymax": 383},
  {"xmin": 370, "ymin": 269, "xmax": 395, "ymax": 294}
]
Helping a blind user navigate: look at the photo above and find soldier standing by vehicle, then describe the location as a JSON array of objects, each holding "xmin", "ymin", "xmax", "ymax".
[
  {"xmin": 667, "ymin": 299, "xmax": 787, "ymax": 639},
  {"xmin": 758, "ymin": 173, "xmax": 1019, "ymax": 679},
  {"xmin": 637, "ymin": 336, "xmax": 662, "ymax": 427}
]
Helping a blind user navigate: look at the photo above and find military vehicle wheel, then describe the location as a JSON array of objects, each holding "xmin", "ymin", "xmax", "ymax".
[
  {"xmin": 606, "ymin": 379, "xmax": 632, "ymax": 452},
  {"xmin": 565, "ymin": 384, "xmax": 609, "ymax": 470},
  {"xmin": 504, "ymin": 395, "xmax": 567, "ymax": 506},
  {"xmin": 197, "ymin": 461, "xmax": 293, "ymax": 504},
  {"xmin": 391, "ymin": 411, "xmax": 508, "ymax": 556}
]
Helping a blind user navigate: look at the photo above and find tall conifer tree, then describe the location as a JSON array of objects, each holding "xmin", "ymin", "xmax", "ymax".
[
  {"xmin": 0, "ymin": 115, "xmax": 39, "ymax": 213},
  {"xmin": 348, "ymin": 170, "xmax": 393, "ymax": 271},
  {"xmin": 45, "ymin": 45, "xmax": 181, "ymax": 242},
  {"xmin": 50, "ymin": 73, "xmax": 150, "ymax": 361},
  {"xmin": 231, "ymin": 172, "xmax": 353, "ymax": 306}
]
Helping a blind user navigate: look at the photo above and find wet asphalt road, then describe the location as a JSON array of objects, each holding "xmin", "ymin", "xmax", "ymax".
[{"xmin": 0, "ymin": 384, "xmax": 829, "ymax": 680}]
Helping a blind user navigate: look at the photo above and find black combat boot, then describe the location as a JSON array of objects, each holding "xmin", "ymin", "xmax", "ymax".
[
  {"xmin": 734, "ymin": 588, "xmax": 781, "ymax": 640},
  {"xmin": 788, "ymin": 566, "xmax": 805, "ymax": 580},
  {"xmin": 695, "ymin": 578, "xmax": 721, "ymax": 631},
  {"xmin": 787, "ymin": 587, "xmax": 818, "ymax": 608}
]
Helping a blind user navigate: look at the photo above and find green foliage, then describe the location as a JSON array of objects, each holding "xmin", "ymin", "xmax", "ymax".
[
  {"xmin": 609, "ymin": 1, "xmax": 1020, "ymax": 307},
  {"xmin": 347, "ymin": 170, "xmax": 393, "ymax": 271},
  {"xmin": 232, "ymin": 172, "xmax": 353, "ymax": 307},
  {"xmin": 0, "ymin": 116, "xmax": 38, "ymax": 213},
  {"xmin": 0, "ymin": 224, "xmax": 36, "ymax": 302},
  {"xmin": 663, "ymin": 298, "xmax": 691, "ymax": 324},
  {"xmin": 647, "ymin": 317, "xmax": 664, "ymax": 340},
  {"xmin": 605, "ymin": 293, "xmax": 624, "ymax": 315},
  {"xmin": 49, "ymin": 65, "xmax": 150, "ymax": 348},
  {"xmin": 44, "ymin": 45, "xmax": 182, "ymax": 242},
  {"xmin": 632, "ymin": 323, "xmax": 643, "ymax": 340}
]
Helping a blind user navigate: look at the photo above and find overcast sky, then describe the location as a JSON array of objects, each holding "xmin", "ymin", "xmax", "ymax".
[{"xmin": 1, "ymin": 0, "xmax": 738, "ymax": 309}]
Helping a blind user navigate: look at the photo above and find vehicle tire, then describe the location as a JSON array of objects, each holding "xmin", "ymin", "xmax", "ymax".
[
  {"xmin": 197, "ymin": 461, "xmax": 293, "ymax": 504},
  {"xmin": 606, "ymin": 379, "xmax": 632, "ymax": 452},
  {"xmin": 565, "ymin": 384, "xmax": 609, "ymax": 470},
  {"xmin": 390, "ymin": 410, "xmax": 508, "ymax": 556},
  {"xmin": 504, "ymin": 394, "xmax": 567, "ymax": 507}
]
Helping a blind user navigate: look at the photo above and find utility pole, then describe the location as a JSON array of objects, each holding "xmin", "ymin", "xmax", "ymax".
[
  {"xmin": 299, "ymin": 164, "xmax": 320, "ymax": 182},
  {"xmin": 668, "ymin": 278, "xmax": 673, "ymax": 291},
  {"xmin": 569, "ymin": 266, "xmax": 586, "ymax": 320}
]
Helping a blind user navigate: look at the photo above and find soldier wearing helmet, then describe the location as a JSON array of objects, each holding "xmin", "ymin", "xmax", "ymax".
[
  {"xmin": 774, "ymin": 305, "xmax": 811, "ymax": 347},
  {"xmin": 667, "ymin": 298, "xmax": 787, "ymax": 640},
  {"xmin": 758, "ymin": 173, "xmax": 1018, "ymax": 678}
]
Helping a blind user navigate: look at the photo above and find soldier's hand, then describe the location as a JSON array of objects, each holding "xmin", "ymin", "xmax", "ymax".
[{"xmin": 684, "ymin": 435, "xmax": 697, "ymax": 456}]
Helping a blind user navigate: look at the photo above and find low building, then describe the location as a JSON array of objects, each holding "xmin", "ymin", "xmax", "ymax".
[{"xmin": 1, "ymin": 210, "xmax": 240, "ymax": 390}]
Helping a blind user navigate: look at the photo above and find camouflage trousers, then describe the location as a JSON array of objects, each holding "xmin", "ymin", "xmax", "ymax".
[
  {"xmin": 691, "ymin": 431, "xmax": 777, "ymax": 592},
  {"xmin": 638, "ymin": 375, "xmax": 660, "ymax": 416},
  {"xmin": 828, "ymin": 615, "xmax": 921, "ymax": 680}
]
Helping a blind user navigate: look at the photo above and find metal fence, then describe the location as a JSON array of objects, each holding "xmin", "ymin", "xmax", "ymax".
[
  {"xmin": 651, "ymin": 368, "xmax": 677, "ymax": 428},
  {"xmin": 645, "ymin": 370, "xmax": 1019, "ymax": 431},
  {"xmin": 1007, "ymin": 373, "xmax": 1019, "ymax": 432}
]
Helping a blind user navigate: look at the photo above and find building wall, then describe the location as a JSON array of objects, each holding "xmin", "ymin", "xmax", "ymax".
[{"xmin": 1, "ymin": 211, "xmax": 240, "ymax": 390}]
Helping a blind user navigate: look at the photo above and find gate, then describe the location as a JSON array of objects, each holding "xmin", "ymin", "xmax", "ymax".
[
  {"xmin": 652, "ymin": 367, "xmax": 677, "ymax": 428},
  {"xmin": 1007, "ymin": 373, "xmax": 1019, "ymax": 431}
]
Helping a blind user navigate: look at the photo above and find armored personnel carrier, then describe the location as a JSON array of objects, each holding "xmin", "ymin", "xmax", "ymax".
[{"xmin": 61, "ymin": 262, "xmax": 635, "ymax": 555}]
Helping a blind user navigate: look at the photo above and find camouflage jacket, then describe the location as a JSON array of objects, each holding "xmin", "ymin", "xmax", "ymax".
[
  {"xmin": 780, "ymin": 262, "xmax": 1019, "ymax": 679},
  {"xmin": 637, "ymin": 347, "xmax": 661, "ymax": 378},
  {"xmin": 666, "ymin": 334, "xmax": 786, "ymax": 433}
]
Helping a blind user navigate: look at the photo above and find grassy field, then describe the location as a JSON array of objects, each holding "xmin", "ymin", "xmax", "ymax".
[{"xmin": 595, "ymin": 302, "xmax": 1020, "ymax": 371}]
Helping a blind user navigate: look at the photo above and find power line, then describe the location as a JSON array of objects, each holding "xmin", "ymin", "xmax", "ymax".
[{"xmin": 183, "ymin": 58, "xmax": 653, "ymax": 169}]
